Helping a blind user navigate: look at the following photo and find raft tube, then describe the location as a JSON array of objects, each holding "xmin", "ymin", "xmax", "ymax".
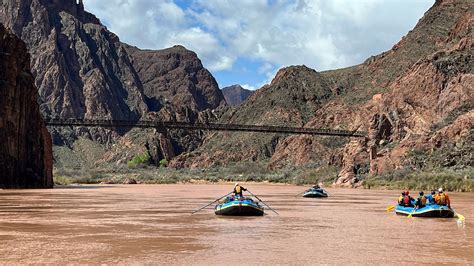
[
  {"xmin": 215, "ymin": 197, "xmax": 264, "ymax": 216},
  {"xmin": 395, "ymin": 204, "xmax": 455, "ymax": 218},
  {"xmin": 303, "ymin": 188, "xmax": 328, "ymax": 198}
]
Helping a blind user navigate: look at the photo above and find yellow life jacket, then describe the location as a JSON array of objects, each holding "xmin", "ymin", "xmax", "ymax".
[
  {"xmin": 235, "ymin": 186, "xmax": 241, "ymax": 193},
  {"xmin": 398, "ymin": 195, "xmax": 403, "ymax": 204}
]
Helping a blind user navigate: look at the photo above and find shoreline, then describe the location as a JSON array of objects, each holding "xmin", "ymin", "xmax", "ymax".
[{"xmin": 52, "ymin": 164, "xmax": 474, "ymax": 192}]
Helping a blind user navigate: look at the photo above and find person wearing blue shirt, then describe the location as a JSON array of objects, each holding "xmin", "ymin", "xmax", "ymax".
[{"xmin": 425, "ymin": 190, "xmax": 436, "ymax": 204}]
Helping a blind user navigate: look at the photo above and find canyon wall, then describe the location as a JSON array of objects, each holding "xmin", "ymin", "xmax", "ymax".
[{"xmin": 0, "ymin": 23, "xmax": 53, "ymax": 188}]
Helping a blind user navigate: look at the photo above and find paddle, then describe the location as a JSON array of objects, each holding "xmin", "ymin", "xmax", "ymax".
[
  {"xmin": 386, "ymin": 205, "xmax": 395, "ymax": 211},
  {"xmin": 191, "ymin": 192, "xmax": 233, "ymax": 214},
  {"xmin": 451, "ymin": 208, "xmax": 465, "ymax": 222},
  {"xmin": 246, "ymin": 189, "xmax": 279, "ymax": 215},
  {"xmin": 407, "ymin": 206, "xmax": 417, "ymax": 218}
]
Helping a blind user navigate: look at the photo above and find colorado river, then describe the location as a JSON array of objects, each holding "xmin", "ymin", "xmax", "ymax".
[{"xmin": 0, "ymin": 184, "xmax": 473, "ymax": 264}]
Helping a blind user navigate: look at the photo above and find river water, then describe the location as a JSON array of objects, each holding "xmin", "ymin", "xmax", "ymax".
[{"xmin": 0, "ymin": 184, "xmax": 473, "ymax": 264}]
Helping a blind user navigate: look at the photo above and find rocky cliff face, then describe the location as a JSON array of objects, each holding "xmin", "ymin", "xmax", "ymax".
[
  {"xmin": 222, "ymin": 85, "xmax": 254, "ymax": 106},
  {"xmin": 0, "ymin": 0, "xmax": 226, "ymax": 164},
  {"xmin": 0, "ymin": 0, "xmax": 149, "ymax": 144},
  {"xmin": 172, "ymin": 0, "xmax": 473, "ymax": 186},
  {"xmin": 171, "ymin": 65, "xmax": 334, "ymax": 168},
  {"xmin": 125, "ymin": 44, "xmax": 225, "ymax": 114},
  {"xmin": 0, "ymin": 23, "xmax": 53, "ymax": 188}
]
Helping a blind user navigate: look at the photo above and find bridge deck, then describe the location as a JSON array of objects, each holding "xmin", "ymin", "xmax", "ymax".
[{"xmin": 44, "ymin": 119, "xmax": 367, "ymax": 138}]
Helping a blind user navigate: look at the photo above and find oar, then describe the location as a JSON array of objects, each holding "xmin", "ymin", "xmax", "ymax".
[
  {"xmin": 246, "ymin": 189, "xmax": 279, "ymax": 215},
  {"xmin": 452, "ymin": 208, "xmax": 465, "ymax": 222},
  {"xmin": 295, "ymin": 190, "xmax": 307, "ymax": 197},
  {"xmin": 386, "ymin": 205, "xmax": 395, "ymax": 211},
  {"xmin": 191, "ymin": 192, "xmax": 233, "ymax": 214},
  {"xmin": 408, "ymin": 206, "xmax": 417, "ymax": 218}
]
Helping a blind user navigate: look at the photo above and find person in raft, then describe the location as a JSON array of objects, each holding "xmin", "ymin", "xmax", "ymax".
[
  {"xmin": 398, "ymin": 192, "xmax": 405, "ymax": 205},
  {"xmin": 233, "ymin": 183, "xmax": 247, "ymax": 198},
  {"xmin": 425, "ymin": 190, "xmax": 437, "ymax": 204},
  {"xmin": 400, "ymin": 190, "xmax": 415, "ymax": 207},
  {"xmin": 434, "ymin": 188, "xmax": 451, "ymax": 208},
  {"xmin": 415, "ymin": 191, "xmax": 427, "ymax": 208}
]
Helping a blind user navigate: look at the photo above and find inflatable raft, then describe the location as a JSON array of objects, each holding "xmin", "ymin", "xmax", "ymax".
[
  {"xmin": 303, "ymin": 188, "xmax": 328, "ymax": 198},
  {"xmin": 395, "ymin": 204, "xmax": 454, "ymax": 218},
  {"xmin": 215, "ymin": 197, "xmax": 264, "ymax": 216}
]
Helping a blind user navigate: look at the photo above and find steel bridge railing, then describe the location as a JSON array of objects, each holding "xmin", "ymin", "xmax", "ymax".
[{"xmin": 44, "ymin": 118, "xmax": 367, "ymax": 138}]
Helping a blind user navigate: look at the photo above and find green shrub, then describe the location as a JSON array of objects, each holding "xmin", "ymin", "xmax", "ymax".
[
  {"xmin": 363, "ymin": 168, "xmax": 474, "ymax": 192},
  {"xmin": 159, "ymin": 159, "xmax": 168, "ymax": 167},
  {"xmin": 53, "ymin": 175, "xmax": 73, "ymax": 186},
  {"xmin": 127, "ymin": 153, "xmax": 151, "ymax": 168}
]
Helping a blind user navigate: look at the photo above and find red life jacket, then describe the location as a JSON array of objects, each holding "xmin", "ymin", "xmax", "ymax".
[{"xmin": 403, "ymin": 195, "xmax": 411, "ymax": 205}]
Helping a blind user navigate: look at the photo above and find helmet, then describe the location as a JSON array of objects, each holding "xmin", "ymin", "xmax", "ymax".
[
  {"xmin": 419, "ymin": 191, "xmax": 424, "ymax": 195},
  {"xmin": 402, "ymin": 192, "xmax": 405, "ymax": 196},
  {"xmin": 438, "ymin": 187, "xmax": 443, "ymax": 192},
  {"xmin": 431, "ymin": 190, "xmax": 436, "ymax": 194},
  {"xmin": 405, "ymin": 190, "xmax": 409, "ymax": 195}
]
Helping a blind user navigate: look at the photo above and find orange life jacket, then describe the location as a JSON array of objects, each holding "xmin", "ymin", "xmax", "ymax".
[
  {"xmin": 418, "ymin": 196, "xmax": 427, "ymax": 206},
  {"xmin": 438, "ymin": 193, "xmax": 447, "ymax": 205}
]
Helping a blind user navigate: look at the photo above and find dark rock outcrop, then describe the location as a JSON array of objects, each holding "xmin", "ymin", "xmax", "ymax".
[
  {"xmin": 125, "ymin": 44, "xmax": 225, "ymax": 114},
  {"xmin": 222, "ymin": 85, "xmax": 254, "ymax": 106},
  {"xmin": 0, "ymin": 0, "xmax": 149, "ymax": 144},
  {"xmin": 0, "ymin": 24, "xmax": 53, "ymax": 188}
]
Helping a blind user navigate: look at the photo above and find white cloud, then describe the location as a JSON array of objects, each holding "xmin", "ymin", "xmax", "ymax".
[
  {"xmin": 241, "ymin": 84, "xmax": 256, "ymax": 91},
  {"xmin": 83, "ymin": 0, "xmax": 434, "ymax": 80}
]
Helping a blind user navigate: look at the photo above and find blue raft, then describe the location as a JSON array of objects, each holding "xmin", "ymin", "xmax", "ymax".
[
  {"xmin": 395, "ymin": 204, "xmax": 454, "ymax": 218},
  {"xmin": 303, "ymin": 188, "xmax": 328, "ymax": 198},
  {"xmin": 215, "ymin": 197, "xmax": 264, "ymax": 216}
]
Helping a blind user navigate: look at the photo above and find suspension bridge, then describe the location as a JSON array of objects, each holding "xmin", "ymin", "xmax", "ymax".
[{"xmin": 44, "ymin": 118, "xmax": 367, "ymax": 138}]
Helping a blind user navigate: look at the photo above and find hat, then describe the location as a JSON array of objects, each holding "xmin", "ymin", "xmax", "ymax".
[
  {"xmin": 438, "ymin": 187, "xmax": 443, "ymax": 192},
  {"xmin": 235, "ymin": 183, "xmax": 239, "ymax": 187}
]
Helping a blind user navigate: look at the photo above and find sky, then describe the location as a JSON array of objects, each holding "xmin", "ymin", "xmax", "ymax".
[{"xmin": 82, "ymin": 0, "xmax": 435, "ymax": 90}]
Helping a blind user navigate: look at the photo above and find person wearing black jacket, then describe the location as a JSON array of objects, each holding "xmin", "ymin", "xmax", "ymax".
[{"xmin": 233, "ymin": 183, "xmax": 247, "ymax": 198}]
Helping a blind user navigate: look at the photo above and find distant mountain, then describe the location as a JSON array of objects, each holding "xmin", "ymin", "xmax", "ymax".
[
  {"xmin": 0, "ymin": 0, "xmax": 225, "ymax": 163},
  {"xmin": 222, "ymin": 85, "xmax": 254, "ymax": 106},
  {"xmin": 171, "ymin": 0, "xmax": 474, "ymax": 186},
  {"xmin": 0, "ymin": 23, "xmax": 52, "ymax": 188}
]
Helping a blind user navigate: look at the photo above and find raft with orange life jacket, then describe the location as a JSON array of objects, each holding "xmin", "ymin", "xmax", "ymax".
[{"xmin": 395, "ymin": 204, "xmax": 455, "ymax": 218}]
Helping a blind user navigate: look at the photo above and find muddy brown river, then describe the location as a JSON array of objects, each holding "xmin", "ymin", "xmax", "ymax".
[{"xmin": 0, "ymin": 184, "xmax": 473, "ymax": 264}]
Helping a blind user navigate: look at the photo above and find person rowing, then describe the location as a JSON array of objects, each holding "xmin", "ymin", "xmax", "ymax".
[{"xmin": 233, "ymin": 183, "xmax": 247, "ymax": 198}]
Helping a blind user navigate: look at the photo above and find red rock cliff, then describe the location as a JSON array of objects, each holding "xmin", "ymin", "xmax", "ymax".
[{"xmin": 0, "ymin": 23, "xmax": 53, "ymax": 188}]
